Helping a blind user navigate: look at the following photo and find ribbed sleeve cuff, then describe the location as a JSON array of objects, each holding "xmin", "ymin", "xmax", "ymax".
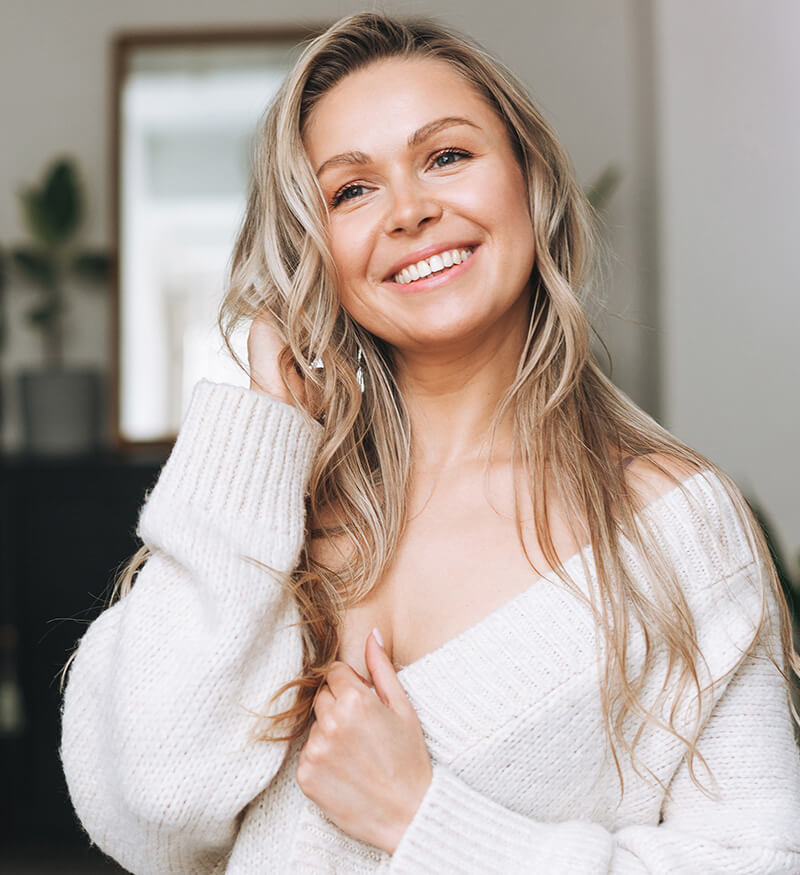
[
  {"xmin": 140, "ymin": 380, "xmax": 323, "ymax": 533},
  {"xmin": 389, "ymin": 763, "xmax": 614, "ymax": 873}
]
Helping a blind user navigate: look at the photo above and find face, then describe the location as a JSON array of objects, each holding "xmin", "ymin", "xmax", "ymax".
[{"xmin": 303, "ymin": 57, "xmax": 536, "ymax": 356}]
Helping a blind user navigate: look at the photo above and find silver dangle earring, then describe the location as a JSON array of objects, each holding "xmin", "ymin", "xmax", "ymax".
[{"xmin": 356, "ymin": 346, "xmax": 366, "ymax": 393}]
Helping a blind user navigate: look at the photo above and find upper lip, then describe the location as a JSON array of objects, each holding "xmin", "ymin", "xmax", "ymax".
[{"xmin": 384, "ymin": 242, "xmax": 479, "ymax": 281}]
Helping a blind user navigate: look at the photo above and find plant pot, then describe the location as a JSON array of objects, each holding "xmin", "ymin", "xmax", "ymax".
[{"xmin": 18, "ymin": 368, "xmax": 103, "ymax": 456}]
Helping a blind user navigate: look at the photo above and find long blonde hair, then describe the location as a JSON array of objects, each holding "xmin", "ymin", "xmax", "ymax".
[{"xmin": 116, "ymin": 13, "xmax": 799, "ymax": 797}]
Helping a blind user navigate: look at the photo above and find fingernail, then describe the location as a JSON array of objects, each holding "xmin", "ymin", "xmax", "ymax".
[{"xmin": 372, "ymin": 626, "xmax": 385, "ymax": 649}]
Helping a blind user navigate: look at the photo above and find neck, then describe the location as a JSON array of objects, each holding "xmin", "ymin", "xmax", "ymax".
[{"xmin": 393, "ymin": 317, "xmax": 527, "ymax": 472}]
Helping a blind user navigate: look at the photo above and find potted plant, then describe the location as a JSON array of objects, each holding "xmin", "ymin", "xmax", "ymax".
[{"xmin": 3, "ymin": 157, "xmax": 110, "ymax": 454}]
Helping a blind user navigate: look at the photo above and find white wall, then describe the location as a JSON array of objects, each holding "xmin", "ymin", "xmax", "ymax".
[
  {"xmin": 656, "ymin": 0, "xmax": 800, "ymax": 563},
  {"xmin": 0, "ymin": 0, "xmax": 651, "ymax": 446}
]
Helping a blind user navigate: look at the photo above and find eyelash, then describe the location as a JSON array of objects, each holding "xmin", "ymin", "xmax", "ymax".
[{"xmin": 329, "ymin": 148, "xmax": 473, "ymax": 208}]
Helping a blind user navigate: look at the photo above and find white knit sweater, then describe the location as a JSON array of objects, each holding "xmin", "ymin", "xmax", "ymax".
[{"xmin": 61, "ymin": 381, "xmax": 800, "ymax": 874}]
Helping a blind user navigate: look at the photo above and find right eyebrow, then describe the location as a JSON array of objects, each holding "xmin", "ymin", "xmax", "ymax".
[{"xmin": 315, "ymin": 150, "xmax": 371, "ymax": 177}]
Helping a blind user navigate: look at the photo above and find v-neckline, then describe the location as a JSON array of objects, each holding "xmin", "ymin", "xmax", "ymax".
[
  {"xmin": 393, "ymin": 470, "xmax": 707, "ymax": 682},
  {"xmin": 393, "ymin": 540, "xmax": 588, "ymax": 682}
]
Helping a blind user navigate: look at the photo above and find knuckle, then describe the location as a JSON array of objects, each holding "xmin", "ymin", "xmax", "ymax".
[
  {"xmin": 306, "ymin": 736, "xmax": 329, "ymax": 761},
  {"xmin": 319, "ymin": 713, "xmax": 339, "ymax": 735},
  {"xmin": 340, "ymin": 686, "xmax": 364, "ymax": 713}
]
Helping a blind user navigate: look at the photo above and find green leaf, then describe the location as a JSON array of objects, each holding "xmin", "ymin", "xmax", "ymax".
[
  {"xmin": 26, "ymin": 296, "xmax": 62, "ymax": 328},
  {"xmin": 586, "ymin": 164, "xmax": 622, "ymax": 212},
  {"xmin": 71, "ymin": 250, "xmax": 111, "ymax": 283},
  {"xmin": 20, "ymin": 191, "xmax": 49, "ymax": 246},
  {"xmin": 42, "ymin": 159, "xmax": 83, "ymax": 240},
  {"xmin": 11, "ymin": 247, "xmax": 56, "ymax": 287},
  {"xmin": 20, "ymin": 158, "xmax": 83, "ymax": 246}
]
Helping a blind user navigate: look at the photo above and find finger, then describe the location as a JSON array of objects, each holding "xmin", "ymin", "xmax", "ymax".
[
  {"xmin": 324, "ymin": 660, "xmax": 370, "ymax": 697},
  {"xmin": 247, "ymin": 315, "xmax": 308, "ymax": 406},
  {"xmin": 312, "ymin": 684, "xmax": 336, "ymax": 719},
  {"xmin": 365, "ymin": 628, "xmax": 411, "ymax": 713}
]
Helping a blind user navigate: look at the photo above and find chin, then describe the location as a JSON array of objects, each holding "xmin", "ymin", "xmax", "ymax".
[{"xmin": 392, "ymin": 319, "xmax": 489, "ymax": 351}]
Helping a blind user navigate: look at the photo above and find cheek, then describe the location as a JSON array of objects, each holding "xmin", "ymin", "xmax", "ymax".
[
  {"xmin": 329, "ymin": 214, "xmax": 377, "ymax": 289},
  {"xmin": 328, "ymin": 227, "xmax": 365, "ymax": 312},
  {"xmin": 496, "ymin": 170, "xmax": 535, "ymax": 267},
  {"xmin": 456, "ymin": 163, "xmax": 532, "ymax": 249},
  {"xmin": 328, "ymin": 229, "xmax": 377, "ymax": 329},
  {"xmin": 495, "ymin": 167, "xmax": 532, "ymax": 233}
]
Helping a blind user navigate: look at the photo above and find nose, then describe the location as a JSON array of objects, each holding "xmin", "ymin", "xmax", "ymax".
[{"xmin": 383, "ymin": 175, "xmax": 442, "ymax": 235}]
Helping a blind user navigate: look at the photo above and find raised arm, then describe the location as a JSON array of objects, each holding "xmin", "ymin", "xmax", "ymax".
[{"xmin": 60, "ymin": 380, "xmax": 322, "ymax": 874}]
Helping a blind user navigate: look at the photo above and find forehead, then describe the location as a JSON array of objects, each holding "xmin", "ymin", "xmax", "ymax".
[{"xmin": 303, "ymin": 57, "xmax": 500, "ymax": 163}]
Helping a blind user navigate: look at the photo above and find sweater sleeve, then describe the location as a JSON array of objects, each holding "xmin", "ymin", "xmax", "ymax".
[
  {"xmin": 60, "ymin": 380, "xmax": 323, "ymax": 875},
  {"xmin": 388, "ymin": 497, "xmax": 800, "ymax": 873}
]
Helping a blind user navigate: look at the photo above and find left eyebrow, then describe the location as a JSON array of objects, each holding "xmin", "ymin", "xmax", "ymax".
[
  {"xmin": 314, "ymin": 116, "xmax": 480, "ymax": 177},
  {"xmin": 407, "ymin": 115, "xmax": 481, "ymax": 147}
]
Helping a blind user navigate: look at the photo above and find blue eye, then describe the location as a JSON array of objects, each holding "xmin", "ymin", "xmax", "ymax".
[
  {"xmin": 431, "ymin": 149, "xmax": 471, "ymax": 168},
  {"xmin": 331, "ymin": 184, "xmax": 367, "ymax": 207}
]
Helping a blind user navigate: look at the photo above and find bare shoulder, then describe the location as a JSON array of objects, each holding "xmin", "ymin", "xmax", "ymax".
[{"xmin": 622, "ymin": 452, "xmax": 701, "ymax": 509}]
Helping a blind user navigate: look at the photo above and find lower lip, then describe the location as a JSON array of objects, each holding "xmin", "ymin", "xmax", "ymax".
[{"xmin": 384, "ymin": 247, "xmax": 479, "ymax": 293}]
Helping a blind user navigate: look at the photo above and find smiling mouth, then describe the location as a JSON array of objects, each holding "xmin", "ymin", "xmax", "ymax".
[{"xmin": 391, "ymin": 247, "xmax": 475, "ymax": 285}]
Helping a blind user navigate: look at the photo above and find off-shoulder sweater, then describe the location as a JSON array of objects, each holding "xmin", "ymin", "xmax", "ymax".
[{"xmin": 60, "ymin": 380, "xmax": 800, "ymax": 874}]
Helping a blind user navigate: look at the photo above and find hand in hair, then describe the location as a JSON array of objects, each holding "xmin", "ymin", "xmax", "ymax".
[
  {"xmin": 296, "ymin": 629, "xmax": 433, "ymax": 855},
  {"xmin": 247, "ymin": 313, "xmax": 307, "ymax": 408}
]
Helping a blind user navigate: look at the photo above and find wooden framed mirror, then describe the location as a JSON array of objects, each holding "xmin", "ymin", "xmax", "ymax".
[{"xmin": 111, "ymin": 28, "xmax": 318, "ymax": 449}]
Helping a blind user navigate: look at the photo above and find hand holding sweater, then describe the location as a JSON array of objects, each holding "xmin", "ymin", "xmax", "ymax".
[{"xmin": 298, "ymin": 630, "xmax": 433, "ymax": 855}]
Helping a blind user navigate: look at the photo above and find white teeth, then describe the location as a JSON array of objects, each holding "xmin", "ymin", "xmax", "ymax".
[{"xmin": 392, "ymin": 247, "xmax": 473, "ymax": 284}]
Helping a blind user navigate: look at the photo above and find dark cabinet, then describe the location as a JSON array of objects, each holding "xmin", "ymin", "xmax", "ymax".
[{"xmin": 0, "ymin": 454, "xmax": 164, "ymax": 847}]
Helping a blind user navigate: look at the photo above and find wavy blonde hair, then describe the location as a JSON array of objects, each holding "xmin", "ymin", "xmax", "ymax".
[{"xmin": 114, "ymin": 13, "xmax": 798, "ymax": 797}]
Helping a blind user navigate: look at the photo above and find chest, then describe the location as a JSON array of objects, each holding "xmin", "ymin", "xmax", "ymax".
[
  {"xmin": 335, "ymin": 490, "xmax": 570, "ymax": 682},
  {"xmin": 245, "ymin": 566, "xmax": 671, "ymax": 874},
  {"xmin": 332, "ymin": 551, "xmax": 670, "ymax": 833}
]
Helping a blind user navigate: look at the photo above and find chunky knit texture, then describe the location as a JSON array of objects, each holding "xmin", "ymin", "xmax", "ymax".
[{"xmin": 61, "ymin": 381, "xmax": 800, "ymax": 874}]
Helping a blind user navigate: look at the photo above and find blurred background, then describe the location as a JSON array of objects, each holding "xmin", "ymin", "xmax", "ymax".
[{"xmin": 1, "ymin": 0, "xmax": 798, "ymax": 871}]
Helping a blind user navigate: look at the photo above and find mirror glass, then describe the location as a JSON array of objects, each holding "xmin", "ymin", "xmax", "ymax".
[{"xmin": 115, "ymin": 33, "xmax": 308, "ymax": 445}]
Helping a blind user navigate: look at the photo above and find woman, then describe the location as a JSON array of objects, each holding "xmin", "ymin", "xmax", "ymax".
[{"xmin": 61, "ymin": 12, "xmax": 800, "ymax": 873}]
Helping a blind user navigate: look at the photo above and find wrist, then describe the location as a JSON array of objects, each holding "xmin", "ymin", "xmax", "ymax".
[
  {"xmin": 248, "ymin": 377, "xmax": 296, "ymax": 407},
  {"xmin": 382, "ymin": 764, "xmax": 433, "ymax": 855}
]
